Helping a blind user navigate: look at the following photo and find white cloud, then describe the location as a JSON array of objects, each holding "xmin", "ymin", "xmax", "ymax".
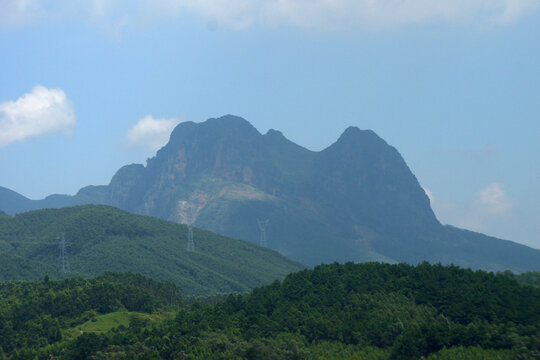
[
  {"xmin": 496, "ymin": 0, "xmax": 540, "ymax": 24},
  {"xmin": 0, "ymin": 0, "xmax": 41, "ymax": 28},
  {"xmin": 2, "ymin": 0, "xmax": 539, "ymax": 31},
  {"xmin": 423, "ymin": 187, "xmax": 434, "ymax": 204},
  {"xmin": 125, "ymin": 115, "xmax": 181, "ymax": 152},
  {"xmin": 475, "ymin": 183, "xmax": 513, "ymax": 215},
  {"xmin": 0, "ymin": 85, "xmax": 76, "ymax": 147}
]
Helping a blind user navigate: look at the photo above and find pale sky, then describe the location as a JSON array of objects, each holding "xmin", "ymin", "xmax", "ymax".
[{"xmin": 0, "ymin": 0, "xmax": 539, "ymax": 249}]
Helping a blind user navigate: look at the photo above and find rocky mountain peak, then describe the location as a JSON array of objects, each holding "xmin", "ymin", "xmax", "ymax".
[
  {"xmin": 329, "ymin": 126, "xmax": 388, "ymax": 152},
  {"xmin": 2, "ymin": 115, "xmax": 537, "ymax": 271}
]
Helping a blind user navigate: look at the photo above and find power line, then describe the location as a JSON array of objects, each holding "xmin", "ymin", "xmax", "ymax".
[
  {"xmin": 2, "ymin": 241, "xmax": 56, "ymax": 245},
  {"xmin": 1, "ymin": 235, "xmax": 57, "ymax": 244}
]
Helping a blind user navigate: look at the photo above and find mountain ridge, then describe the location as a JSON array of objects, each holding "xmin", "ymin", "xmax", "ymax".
[{"xmin": 1, "ymin": 115, "xmax": 538, "ymax": 272}]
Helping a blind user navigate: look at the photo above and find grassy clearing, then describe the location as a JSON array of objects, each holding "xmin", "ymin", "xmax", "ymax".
[{"xmin": 64, "ymin": 310, "xmax": 175, "ymax": 339}]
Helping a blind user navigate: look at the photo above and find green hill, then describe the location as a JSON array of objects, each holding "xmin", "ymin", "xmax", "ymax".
[
  {"xmin": 2, "ymin": 263, "xmax": 538, "ymax": 359},
  {"xmin": 94, "ymin": 262, "xmax": 540, "ymax": 359},
  {"xmin": 501, "ymin": 270, "xmax": 540, "ymax": 287},
  {"xmin": 0, "ymin": 272, "xmax": 180, "ymax": 357},
  {"xmin": 0, "ymin": 205, "xmax": 304, "ymax": 295},
  {"xmin": 0, "ymin": 253, "xmax": 58, "ymax": 281}
]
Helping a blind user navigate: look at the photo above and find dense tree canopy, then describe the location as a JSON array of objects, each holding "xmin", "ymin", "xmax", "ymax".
[
  {"xmin": 0, "ymin": 273, "xmax": 180, "ymax": 356},
  {"xmin": 1, "ymin": 262, "xmax": 538, "ymax": 359},
  {"xmin": 502, "ymin": 270, "xmax": 540, "ymax": 287}
]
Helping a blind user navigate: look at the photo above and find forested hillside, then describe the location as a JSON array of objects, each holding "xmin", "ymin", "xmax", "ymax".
[
  {"xmin": 2, "ymin": 263, "xmax": 538, "ymax": 359},
  {"xmin": 502, "ymin": 270, "xmax": 540, "ymax": 287},
  {"xmin": 0, "ymin": 205, "xmax": 304, "ymax": 295},
  {"xmin": 0, "ymin": 273, "xmax": 180, "ymax": 359}
]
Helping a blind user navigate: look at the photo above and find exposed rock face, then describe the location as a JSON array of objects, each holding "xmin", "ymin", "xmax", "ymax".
[{"xmin": 2, "ymin": 115, "xmax": 539, "ymax": 271}]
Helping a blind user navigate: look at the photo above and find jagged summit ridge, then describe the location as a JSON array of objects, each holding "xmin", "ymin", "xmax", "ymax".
[{"xmin": 1, "ymin": 115, "xmax": 538, "ymax": 271}]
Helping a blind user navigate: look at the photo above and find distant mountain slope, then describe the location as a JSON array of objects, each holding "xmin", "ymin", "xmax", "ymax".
[
  {"xmin": 0, "ymin": 186, "xmax": 38, "ymax": 213},
  {"xmin": 0, "ymin": 205, "xmax": 304, "ymax": 295},
  {"xmin": 0, "ymin": 186, "xmax": 74, "ymax": 214},
  {"xmin": 1, "ymin": 115, "xmax": 538, "ymax": 272}
]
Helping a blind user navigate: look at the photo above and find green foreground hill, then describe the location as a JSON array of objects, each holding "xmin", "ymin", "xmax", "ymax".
[
  {"xmin": 1, "ymin": 263, "xmax": 539, "ymax": 359},
  {"xmin": 0, "ymin": 205, "xmax": 304, "ymax": 295}
]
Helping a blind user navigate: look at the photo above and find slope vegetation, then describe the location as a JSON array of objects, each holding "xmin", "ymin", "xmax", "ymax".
[
  {"xmin": 0, "ymin": 272, "xmax": 180, "ymax": 357},
  {"xmin": 0, "ymin": 205, "xmax": 304, "ymax": 295},
  {"xmin": 2, "ymin": 263, "xmax": 538, "ymax": 359},
  {"xmin": 96, "ymin": 262, "xmax": 540, "ymax": 359}
]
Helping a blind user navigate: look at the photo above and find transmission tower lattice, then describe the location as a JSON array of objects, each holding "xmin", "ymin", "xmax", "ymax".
[
  {"xmin": 58, "ymin": 232, "xmax": 70, "ymax": 274},
  {"xmin": 257, "ymin": 219, "xmax": 269, "ymax": 247},
  {"xmin": 183, "ymin": 205, "xmax": 196, "ymax": 253}
]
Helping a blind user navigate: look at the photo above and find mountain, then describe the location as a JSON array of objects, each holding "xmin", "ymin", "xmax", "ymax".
[
  {"xmin": 0, "ymin": 205, "xmax": 304, "ymax": 295},
  {"xmin": 1, "ymin": 115, "xmax": 538, "ymax": 271},
  {"xmin": 0, "ymin": 186, "xmax": 73, "ymax": 213}
]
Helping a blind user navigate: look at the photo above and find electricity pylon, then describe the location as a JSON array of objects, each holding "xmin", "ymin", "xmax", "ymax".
[
  {"xmin": 257, "ymin": 219, "xmax": 269, "ymax": 247},
  {"xmin": 58, "ymin": 232, "xmax": 70, "ymax": 274},
  {"xmin": 184, "ymin": 206, "xmax": 195, "ymax": 252}
]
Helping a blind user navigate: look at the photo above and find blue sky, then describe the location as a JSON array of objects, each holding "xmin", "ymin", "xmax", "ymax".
[{"xmin": 0, "ymin": 1, "xmax": 539, "ymax": 249}]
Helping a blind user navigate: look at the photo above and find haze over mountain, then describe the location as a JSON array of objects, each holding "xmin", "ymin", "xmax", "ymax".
[{"xmin": 1, "ymin": 115, "xmax": 538, "ymax": 272}]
